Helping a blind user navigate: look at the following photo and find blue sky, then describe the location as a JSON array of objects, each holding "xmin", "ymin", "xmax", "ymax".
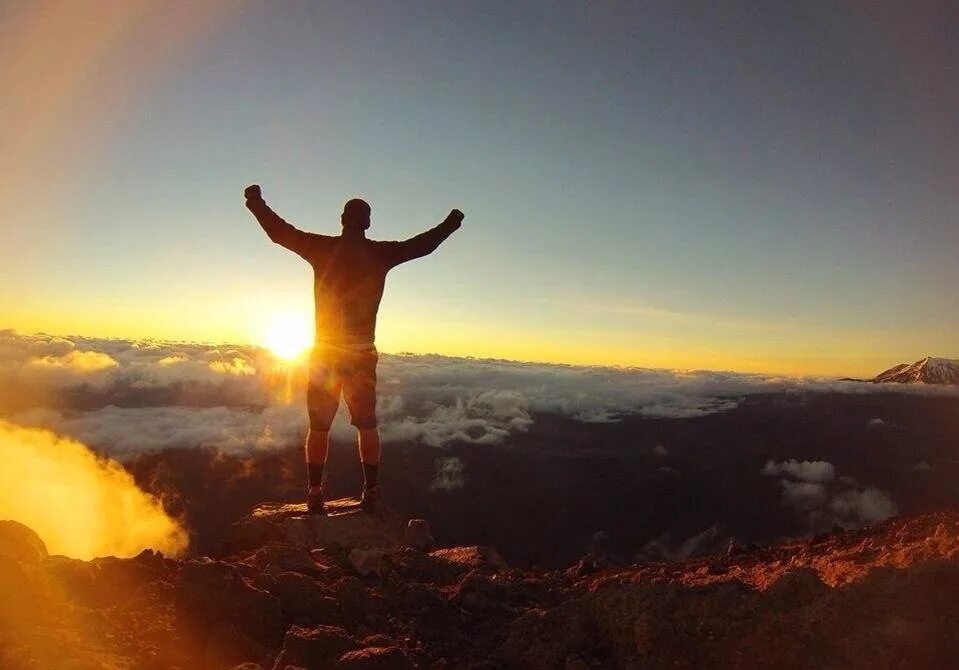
[{"xmin": 2, "ymin": 1, "xmax": 958, "ymax": 375}]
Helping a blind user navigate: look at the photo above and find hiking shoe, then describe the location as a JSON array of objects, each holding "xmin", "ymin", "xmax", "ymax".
[
  {"xmin": 360, "ymin": 486, "xmax": 381, "ymax": 513},
  {"xmin": 306, "ymin": 488, "xmax": 326, "ymax": 515}
]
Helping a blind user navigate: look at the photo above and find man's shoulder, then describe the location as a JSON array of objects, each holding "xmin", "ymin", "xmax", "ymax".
[
  {"xmin": 365, "ymin": 238, "xmax": 403, "ymax": 254},
  {"xmin": 302, "ymin": 232, "xmax": 339, "ymax": 250},
  {"xmin": 323, "ymin": 236, "xmax": 396, "ymax": 260},
  {"xmin": 309, "ymin": 232, "xmax": 338, "ymax": 242}
]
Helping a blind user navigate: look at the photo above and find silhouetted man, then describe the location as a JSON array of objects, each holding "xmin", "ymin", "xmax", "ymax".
[{"xmin": 245, "ymin": 185, "xmax": 464, "ymax": 514}]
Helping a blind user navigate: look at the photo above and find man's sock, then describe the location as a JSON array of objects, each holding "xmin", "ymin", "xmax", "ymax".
[
  {"xmin": 362, "ymin": 462, "xmax": 379, "ymax": 490},
  {"xmin": 307, "ymin": 462, "xmax": 324, "ymax": 492}
]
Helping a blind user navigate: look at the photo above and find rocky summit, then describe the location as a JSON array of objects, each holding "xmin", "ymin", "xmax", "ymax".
[{"xmin": 2, "ymin": 501, "xmax": 959, "ymax": 669}]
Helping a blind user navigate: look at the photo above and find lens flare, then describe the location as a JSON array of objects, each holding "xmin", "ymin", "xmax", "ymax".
[{"xmin": 264, "ymin": 313, "xmax": 313, "ymax": 361}]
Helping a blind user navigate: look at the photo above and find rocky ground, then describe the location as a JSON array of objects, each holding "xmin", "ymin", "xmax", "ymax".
[{"xmin": 1, "ymin": 505, "xmax": 958, "ymax": 669}]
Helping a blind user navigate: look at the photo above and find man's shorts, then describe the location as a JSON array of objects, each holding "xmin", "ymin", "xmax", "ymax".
[{"xmin": 307, "ymin": 345, "xmax": 378, "ymax": 430}]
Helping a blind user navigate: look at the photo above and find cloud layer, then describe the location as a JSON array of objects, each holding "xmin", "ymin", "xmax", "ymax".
[{"xmin": 3, "ymin": 330, "xmax": 956, "ymax": 459}]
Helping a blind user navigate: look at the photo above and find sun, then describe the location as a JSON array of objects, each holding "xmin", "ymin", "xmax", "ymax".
[{"xmin": 264, "ymin": 313, "xmax": 312, "ymax": 361}]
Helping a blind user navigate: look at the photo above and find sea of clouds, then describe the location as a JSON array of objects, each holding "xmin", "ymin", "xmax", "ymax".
[{"xmin": 2, "ymin": 330, "xmax": 955, "ymax": 459}]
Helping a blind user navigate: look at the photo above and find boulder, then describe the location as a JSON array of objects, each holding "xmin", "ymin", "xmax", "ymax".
[
  {"xmin": 725, "ymin": 538, "xmax": 747, "ymax": 557},
  {"xmin": 271, "ymin": 624, "xmax": 356, "ymax": 670},
  {"xmin": 336, "ymin": 646, "xmax": 413, "ymax": 670},
  {"xmin": 0, "ymin": 553, "xmax": 45, "ymax": 615},
  {"xmin": 349, "ymin": 548, "xmax": 384, "ymax": 578},
  {"xmin": 403, "ymin": 519, "xmax": 433, "ymax": 551},
  {"xmin": 431, "ymin": 546, "xmax": 507, "ymax": 573},
  {"xmin": 252, "ymin": 570, "xmax": 341, "ymax": 626},
  {"xmin": 330, "ymin": 576, "xmax": 389, "ymax": 624},
  {"xmin": 175, "ymin": 558, "xmax": 284, "ymax": 644},
  {"xmin": 90, "ymin": 551, "xmax": 175, "ymax": 607},
  {"xmin": 360, "ymin": 634, "xmax": 396, "ymax": 647},
  {"xmin": 564, "ymin": 553, "xmax": 606, "ymax": 578},
  {"xmin": 39, "ymin": 555, "xmax": 98, "ymax": 601},
  {"xmin": 764, "ymin": 567, "xmax": 828, "ymax": 606},
  {"xmin": 239, "ymin": 542, "xmax": 329, "ymax": 576},
  {"xmin": 396, "ymin": 581, "xmax": 447, "ymax": 613},
  {"xmin": 388, "ymin": 547, "xmax": 461, "ymax": 585},
  {"xmin": 449, "ymin": 571, "xmax": 531, "ymax": 616},
  {"xmin": 0, "ymin": 520, "xmax": 48, "ymax": 562},
  {"xmin": 229, "ymin": 499, "xmax": 403, "ymax": 553}
]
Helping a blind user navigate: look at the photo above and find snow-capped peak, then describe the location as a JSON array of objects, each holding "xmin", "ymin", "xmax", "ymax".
[{"xmin": 872, "ymin": 357, "xmax": 959, "ymax": 385}]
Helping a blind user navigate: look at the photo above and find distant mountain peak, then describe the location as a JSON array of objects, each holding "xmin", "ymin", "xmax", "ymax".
[{"xmin": 872, "ymin": 356, "xmax": 959, "ymax": 385}]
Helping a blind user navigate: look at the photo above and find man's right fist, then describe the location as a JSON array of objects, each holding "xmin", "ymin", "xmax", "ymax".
[
  {"xmin": 449, "ymin": 209, "xmax": 465, "ymax": 224},
  {"xmin": 244, "ymin": 184, "xmax": 262, "ymax": 201}
]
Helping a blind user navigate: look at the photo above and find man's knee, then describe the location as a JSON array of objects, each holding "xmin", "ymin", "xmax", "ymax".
[
  {"xmin": 308, "ymin": 409, "xmax": 336, "ymax": 432},
  {"xmin": 350, "ymin": 413, "xmax": 378, "ymax": 430},
  {"xmin": 306, "ymin": 425, "xmax": 329, "ymax": 440}
]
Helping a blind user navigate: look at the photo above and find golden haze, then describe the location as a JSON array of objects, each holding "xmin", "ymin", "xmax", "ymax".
[{"xmin": 0, "ymin": 420, "xmax": 187, "ymax": 560}]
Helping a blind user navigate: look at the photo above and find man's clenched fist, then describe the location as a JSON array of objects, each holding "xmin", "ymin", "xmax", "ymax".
[
  {"xmin": 244, "ymin": 184, "xmax": 262, "ymax": 201},
  {"xmin": 449, "ymin": 209, "xmax": 465, "ymax": 225}
]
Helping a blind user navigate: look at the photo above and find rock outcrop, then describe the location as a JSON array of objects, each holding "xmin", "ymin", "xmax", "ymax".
[
  {"xmin": 0, "ymin": 520, "xmax": 48, "ymax": 563},
  {"xmin": 3, "ymin": 507, "xmax": 959, "ymax": 668},
  {"xmin": 228, "ymin": 499, "xmax": 404, "ymax": 553}
]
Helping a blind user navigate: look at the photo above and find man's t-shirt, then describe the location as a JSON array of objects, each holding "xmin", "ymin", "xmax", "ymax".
[{"xmin": 247, "ymin": 198, "xmax": 459, "ymax": 348}]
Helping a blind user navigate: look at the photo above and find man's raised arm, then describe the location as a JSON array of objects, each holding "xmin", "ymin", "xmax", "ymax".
[
  {"xmin": 385, "ymin": 209, "xmax": 465, "ymax": 267},
  {"xmin": 244, "ymin": 184, "xmax": 316, "ymax": 258}
]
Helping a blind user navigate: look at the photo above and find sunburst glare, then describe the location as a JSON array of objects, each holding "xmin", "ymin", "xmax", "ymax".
[{"xmin": 263, "ymin": 313, "xmax": 312, "ymax": 361}]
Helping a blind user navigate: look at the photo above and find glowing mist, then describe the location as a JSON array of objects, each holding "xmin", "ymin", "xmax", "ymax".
[{"xmin": 0, "ymin": 420, "xmax": 188, "ymax": 559}]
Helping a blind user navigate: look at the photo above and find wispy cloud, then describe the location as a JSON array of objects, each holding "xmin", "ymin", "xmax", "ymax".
[
  {"xmin": 541, "ymin": 297, "xmax": 789, "ymax": 332},
  {"xmin": 762, "ymin": 459, "xmax": 898, "ymax": 531}
]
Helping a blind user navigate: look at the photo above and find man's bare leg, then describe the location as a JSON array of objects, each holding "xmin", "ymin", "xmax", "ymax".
[
  {"xmin": 358, "ymin": 427, "xmax": 381, "ymax": 509},
  {"xmin": 358, "ymin": 427, "xmax": 381, "ymax": 467},
  {"xmin": 306, "ymin": 429, "xmax": 330, "ymax": 510}
]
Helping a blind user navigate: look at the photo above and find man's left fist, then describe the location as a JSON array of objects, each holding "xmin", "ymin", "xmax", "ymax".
[
  {"xmin": 244, "ymin": 184, "xmax": 262, "ymax": 201},
  {"xmin": 449, "ymin": 209, "xmax": 465, "ymax": 224}
]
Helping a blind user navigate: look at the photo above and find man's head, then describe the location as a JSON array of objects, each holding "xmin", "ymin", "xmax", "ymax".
[{"xmin": 342, "ymin": 198, "xmax": 371, "ymax": 232}]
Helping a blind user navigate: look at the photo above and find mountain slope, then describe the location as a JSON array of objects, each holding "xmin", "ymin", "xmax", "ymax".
[
  {"xmin": 2, "ymin": 507, "xmax": 959, "ymax": 668},
  {"xmin": 872, "ymin": 356, "xmax": 959, "ymax": 385}
]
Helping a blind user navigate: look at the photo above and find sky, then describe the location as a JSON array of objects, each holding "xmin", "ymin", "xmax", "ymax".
[{"xmin": 1, "ymin": 1, "xmax": 958, "ymax": 376}]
